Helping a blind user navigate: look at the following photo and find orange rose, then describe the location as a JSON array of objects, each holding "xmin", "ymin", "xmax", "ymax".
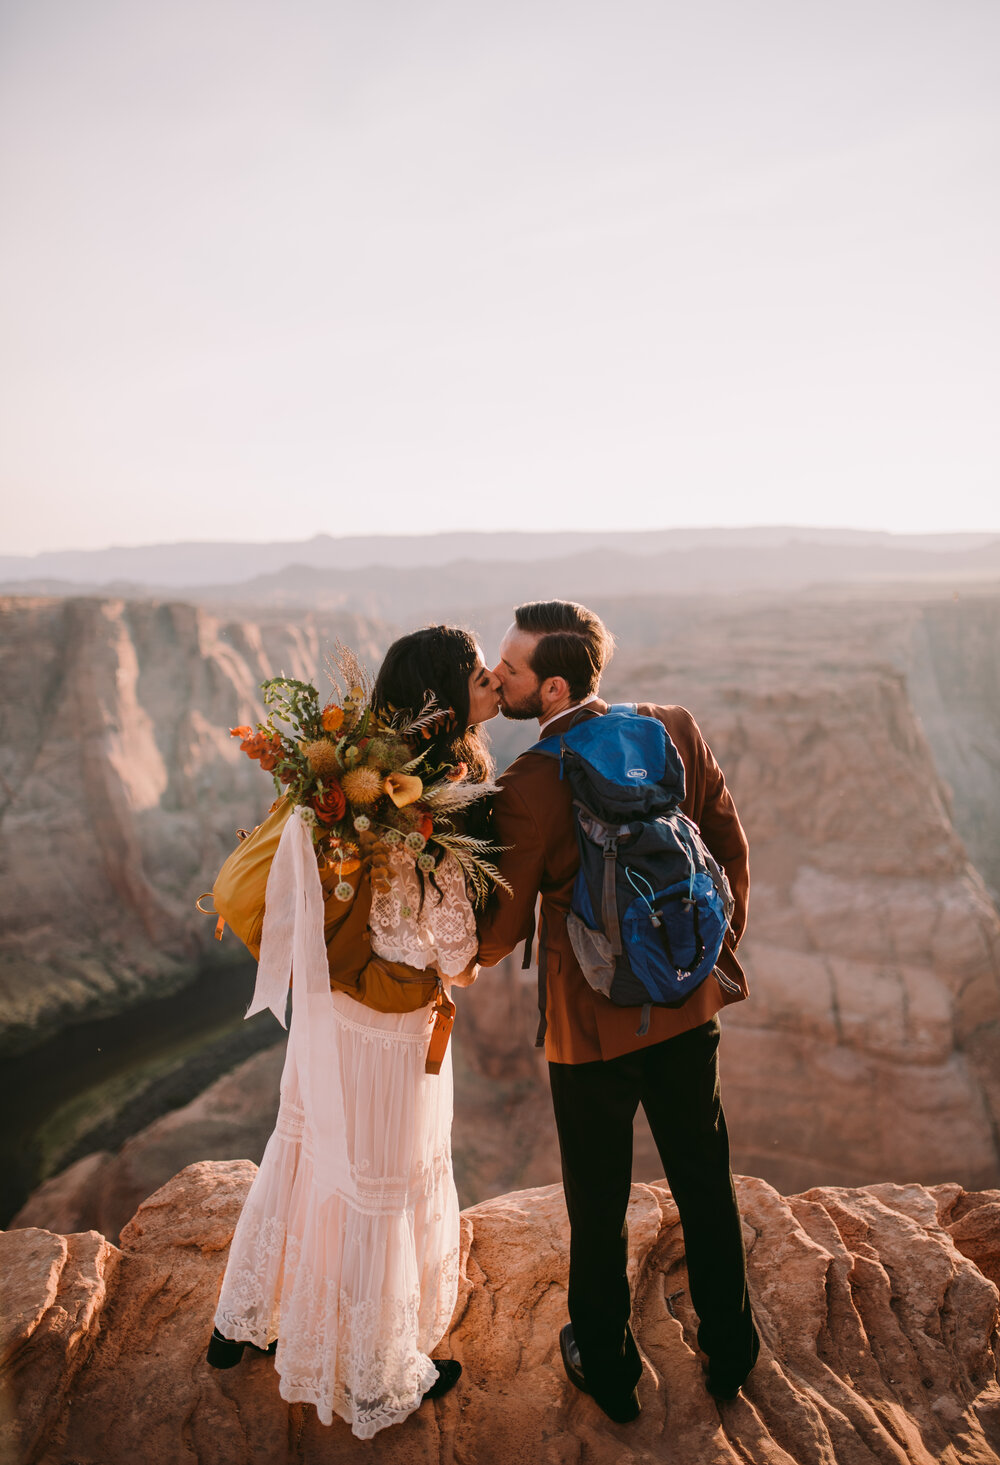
[{"xmin": 417, "ymin": 813, "xmax": 433, "ymax": 839}]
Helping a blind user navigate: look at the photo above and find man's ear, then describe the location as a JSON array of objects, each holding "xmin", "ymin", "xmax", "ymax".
[{"xmin": 542, "ymin": 675, "xmax": 570, "ymax": 705}]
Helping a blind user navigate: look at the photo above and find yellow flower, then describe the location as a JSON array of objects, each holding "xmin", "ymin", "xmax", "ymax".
[
  {"xmin": 384, "ymin": 772, "xmax": 423, "ymax": 808},
  {"xmin": 322, "ymin": 704, "xmax": 344, "ymax": 733},
  {"xmin": 302, "ymin": 740, "xmax": 340, "ymax": 778},
  {"xmin": 341, "ymin": 766, "xmax": 383, "ymax": 805}
]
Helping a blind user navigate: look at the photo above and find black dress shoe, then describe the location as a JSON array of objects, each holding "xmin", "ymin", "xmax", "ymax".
[
  {"xmin": 424, "ymin": 1359, "xmax": 462, "ymax": 1400},
  {"xmin": 559, "ymin": 1324, "xmax": 641, "ymax": 1424},
  {"xmin": 705, "ymin": 1325, "xmax": 760, "ymax": 1401},
  {"xmin": 705, "ymin": 1369, "xmax": 742, "ymax": 1401},
  {"xmin": 206, "ymin": 1328, "xmax": 277, "ymax": 1369}
]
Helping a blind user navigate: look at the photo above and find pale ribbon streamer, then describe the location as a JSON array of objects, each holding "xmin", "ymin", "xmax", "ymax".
[{"xmin": 246, "ymin": 806, "xmax": 355, "ymax": 1203}]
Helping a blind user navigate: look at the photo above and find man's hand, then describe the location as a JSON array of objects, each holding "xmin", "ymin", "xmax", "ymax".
[{"xmin": 448, "ymin": 959, "xmax": 480, "ymax": 988}]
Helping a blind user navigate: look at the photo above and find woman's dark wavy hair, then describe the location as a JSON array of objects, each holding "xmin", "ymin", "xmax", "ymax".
[
  {"xmin": 372, "ymin": 625, "xmax": 494, "ymax": 784},
  {"xmin": 372, "ymin": 628, "xmax": 496, "ymax": 911}
]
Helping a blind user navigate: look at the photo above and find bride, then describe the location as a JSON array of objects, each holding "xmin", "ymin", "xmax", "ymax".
[{"xmin": 207, "ymin": 626, "xmax": 501, "ymax": 1439}]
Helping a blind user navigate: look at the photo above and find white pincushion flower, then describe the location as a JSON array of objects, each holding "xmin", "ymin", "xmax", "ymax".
[{"xmin": 405, "ymin": 831, "xmax": 426, "ymax": 853}]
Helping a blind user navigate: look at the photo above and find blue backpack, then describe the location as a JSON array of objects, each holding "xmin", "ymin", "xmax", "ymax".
[{"xmin": 533, "ymin": 705, "xmax": 739, "ymax": 1035}]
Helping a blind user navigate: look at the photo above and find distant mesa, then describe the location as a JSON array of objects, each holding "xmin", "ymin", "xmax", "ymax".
[{"xmin": 2, "ymin": 526, "xmax": 999, "ymax": 604}]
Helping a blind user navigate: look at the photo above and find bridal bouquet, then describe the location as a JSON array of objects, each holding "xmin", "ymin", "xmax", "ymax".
[{"xmin": 230, "ymin": 649, "xmax": 509, "ymax": 907}]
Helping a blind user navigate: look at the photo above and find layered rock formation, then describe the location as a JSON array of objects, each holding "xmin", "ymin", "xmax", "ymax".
[
  {"xmin": 6, "ymin": 589, "xmax": 1000, "ymax": 1233},
  {"xmin": 2, "ymin": 1161, "xmax": 999, "ymax": 1464},
  {"xmin": 905, "ymin": 593, "xmax": 1000, "ymax": 902},
  {"xmin": 0, "ymin": 595, "xmax": 387, "ymax": 1055},
  {"xmin": 605, "ymin": 621, "xmax": 1000, "ymax": 1195}
]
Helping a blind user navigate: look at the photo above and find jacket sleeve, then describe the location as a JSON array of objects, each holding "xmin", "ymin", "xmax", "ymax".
[
  {"xmin": 475, "ymin": 773, "xmax": 547, "ymax": 967},
  {"xmin": 664, "ymin": 704, "xmax": 749, "ymax": 948}
]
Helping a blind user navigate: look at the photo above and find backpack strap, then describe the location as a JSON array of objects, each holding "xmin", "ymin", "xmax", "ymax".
[
  {"xmin": 529, "ymin": 700, "xmax": 609, "ymax": 759},
  {"xmin": 601, "ymin": 832, "xmax": 623, "ymax": 956},
  {"xmin": 525, "ymin": 716, "xmax": 611, "ymax": 1046},
  {"xmin": 608, "ymin": 702, "xmax": 639, "ymax": 715},
  {"xmin": 534, "ymin": 943, "xmax": 547, "ymax": 1049},
  {"xmin": 523, "ymin": 738, "xmax": 560, "ymax": 1046}
]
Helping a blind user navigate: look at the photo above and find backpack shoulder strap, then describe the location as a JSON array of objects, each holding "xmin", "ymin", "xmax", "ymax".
[
  {"xmin": 528, "ymin": 734, "xmax": 562, "ymax": 758},
  {"xmin": 608, "ymin": 702, "xmax": 639, "ymax": 715}
]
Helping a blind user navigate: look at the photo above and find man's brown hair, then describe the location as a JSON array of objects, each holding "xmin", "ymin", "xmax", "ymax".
[{"xmin": 514, "ymin": 600, "xmax": 615, "ymax": 702}]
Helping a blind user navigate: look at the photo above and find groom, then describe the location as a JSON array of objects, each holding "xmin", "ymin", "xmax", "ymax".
[{"xmin": 476, "ymin": 600, "xmax": 759, "ymax": 1422}]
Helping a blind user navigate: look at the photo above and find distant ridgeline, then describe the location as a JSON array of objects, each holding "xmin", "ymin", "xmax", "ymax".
[{"xmin": 1, "ymin": 527, "xmax": 999, "ymax": 619}]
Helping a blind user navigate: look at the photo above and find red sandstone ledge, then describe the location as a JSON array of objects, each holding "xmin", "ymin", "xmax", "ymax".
[{"xmin": 1, "ymin": 1161, "xmax": 999, "ymax": 1465}]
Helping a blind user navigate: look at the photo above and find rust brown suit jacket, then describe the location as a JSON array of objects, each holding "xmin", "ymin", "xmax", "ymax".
[{"xmin": 476, "ymin": 699, "xmax": 750, "ymax": 1064}]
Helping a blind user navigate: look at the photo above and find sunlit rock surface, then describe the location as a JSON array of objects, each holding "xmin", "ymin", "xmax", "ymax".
[{"xmin": 1, "ymin": 1161, "xmax": 998, "ymax": 1465}]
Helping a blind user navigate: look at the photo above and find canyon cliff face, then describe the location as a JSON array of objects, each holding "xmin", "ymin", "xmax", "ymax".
[
  {"xmin": 0, "ymin": 595, "xmax": 387, "ymax": 1054},
  {"xmin": 603, "ymin": 608, "xmax": 1000, "ymax": 1196},
  {"xmin": 2, "ymin": 1161, "xmax": 999, "ymax": 1465},
  {"xmin": 5, "ymin": 589, "xmax": 1000, "ymax": 1231}
]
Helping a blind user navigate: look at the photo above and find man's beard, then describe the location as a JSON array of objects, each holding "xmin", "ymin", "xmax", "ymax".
[{"xmin": 500, "ymin": 687, "xmax": 545, "ymax": 721}]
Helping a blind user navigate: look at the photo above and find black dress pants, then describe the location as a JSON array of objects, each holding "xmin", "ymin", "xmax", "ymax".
[{"xmin": 548, "ymin": 1017, "xmax": 758, "ymax": 1401}]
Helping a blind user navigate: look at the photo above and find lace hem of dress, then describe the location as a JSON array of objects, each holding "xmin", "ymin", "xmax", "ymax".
[
  {"xmin": 213, "ymin": 1307, "xmax": 442, "ymax": 1438},
  {"xmin": 216, "ymin": 1232, "xmax": 461, "ymax": 1439},
  {"xmin": 277, "ymin": 1367, "xmax": 438, "ymax": 1438}
]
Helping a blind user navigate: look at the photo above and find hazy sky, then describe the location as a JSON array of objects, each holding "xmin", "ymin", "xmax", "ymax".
[{"xmin": 2, "ymin": 0, "xmax": 998, "ymax": 555}]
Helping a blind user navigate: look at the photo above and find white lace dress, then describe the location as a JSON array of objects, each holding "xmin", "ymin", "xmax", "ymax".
[{"xmin": 214, "ymin": 838, "xmax": 477, "ymax": 1439}]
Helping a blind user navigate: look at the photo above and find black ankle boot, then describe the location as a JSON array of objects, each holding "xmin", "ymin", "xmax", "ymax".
[
  {"xmin": 206, "ymin": 1328, "xmax": 246, "ymax": 1368},
  {"xmin": 206, "ymin": 1328, "xmax": 278, "ymax": 1369},
  {"xmin": 424, "ymin": 1359, "xmax": 462, "ymax": 1400}
]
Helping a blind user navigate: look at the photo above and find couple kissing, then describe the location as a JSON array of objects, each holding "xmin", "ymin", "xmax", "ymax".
[{"xmin": 207, "ymin": 599, "xmax": 759, "ymax": 1439}]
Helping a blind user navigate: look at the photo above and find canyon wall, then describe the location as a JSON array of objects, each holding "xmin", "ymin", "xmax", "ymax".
[
  {"xmin": 601, "ymin": 608, "xmax": 1000, "ymax": 1195},
  {"xmin": 0, "ymin": 595, "xmax": 387, "ymax": 1054},
  {"xmin": 4, "ymin": 588, "xmax": 1000, "ymax": 1232}
]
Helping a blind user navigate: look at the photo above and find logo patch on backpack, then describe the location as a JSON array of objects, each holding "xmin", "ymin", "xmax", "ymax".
[{"xmin": 532, "ymin": 707, "xmax": 736, "ymax": 1035}]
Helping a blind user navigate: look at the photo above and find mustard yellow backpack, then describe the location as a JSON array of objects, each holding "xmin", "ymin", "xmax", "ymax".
[
  {"xmin": 209, "ymin": 797, "xmax": 293, "ymax": 959},
  {"xmin": 199, "ymin": 798, "xmax": 452, "ymax": 1055},
  {"xmin": 200, "ymin": 798, "xmax": 376, "ymax": 986}
]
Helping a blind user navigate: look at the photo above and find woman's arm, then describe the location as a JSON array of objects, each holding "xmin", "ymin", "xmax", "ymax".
[
  {"xmin": 427, "ymin": 853, "xmax": 480, "ymax": 978},
  {"xmin": 446, "ymin": 958, "xmax": 479, "ymax": 988}
]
